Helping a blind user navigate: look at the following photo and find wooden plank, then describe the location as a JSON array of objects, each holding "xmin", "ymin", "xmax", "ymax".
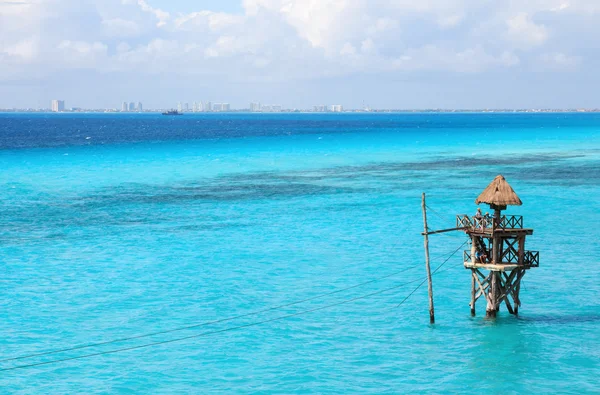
[
  {"xmin": 421, "ymin": 226, "xmax": 468, "ymax": 236},
  {"xmin": 464, "ymin": 262, "xmax": 522, "ymax": 271}
]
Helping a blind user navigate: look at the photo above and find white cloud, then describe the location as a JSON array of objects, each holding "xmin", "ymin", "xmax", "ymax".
[
  {"xmin": 116, "ymin": 42, "xmax": 131, "ymax": 53},
  {"xmin": 340, "ymin": 43, "xmax": 356, "ymax": 56},
  {"xmin": 175, "ymin": 11, "xmax": 244, "ymax": 32},
  {"xmin": 539, "ymin": 52, "xmax": 582, "ymax": 69},
  {"xmin": 500, "ymin": 51, "xmax": 520, "ymax": 67},
  {"xmin": 360, "ymin": 39, "xmax": 374, "ymax": 54},
  {"xmin": 102, "ymin": 18, "xmax": 141, "ymax": 37},
  {"xmin": 552, "ymin": 0, "xmax": 600, "ymax": 14},
  {"xmin": 57, "ymin": 40, "xmax": 108, "ymax": 66},
  {"xmin": 3, "ymin": 38, "xmax": 38, "ymax": 61},
  {"xmin": 204, "ymin": 36, "xmax": 242, "ymax": 58},
  {"xmin": 392, "ymin": 45, "xmax": 520, "ymax": 73},
  {"xmin": 506, "ymin": 12, "xmax": 549, "ymax": 49},
  {"xmin": 0, "ymin": 0, "xmax": 594, "ymax": 83},
  {"xmin": 437, "ymin": 13, "xmax": 464, "ymax": 28},
  {"xmin": 133, "ymin": 0, "xmax": 170, "ymax": 27}
]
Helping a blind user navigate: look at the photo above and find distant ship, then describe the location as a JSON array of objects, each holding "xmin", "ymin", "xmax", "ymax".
[{"xmin": 162, "ymin": 110, "xmax": 183, "ymax": 116}]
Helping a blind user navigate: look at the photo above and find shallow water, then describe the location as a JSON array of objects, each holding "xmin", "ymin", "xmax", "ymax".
[{"xmin": 1, "ymin": 113, "xmax": 599, "ymax": 393}]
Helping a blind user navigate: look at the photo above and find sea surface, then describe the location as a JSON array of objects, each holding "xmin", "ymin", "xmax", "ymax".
[{"xmin": 0, "ymin": 112, "xmax": 599, "ymax": 393}]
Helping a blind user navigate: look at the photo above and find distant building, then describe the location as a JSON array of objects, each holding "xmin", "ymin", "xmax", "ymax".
[
  {"xmin": 192, "ymin": 102, "xmax": 198, "ymax": 112},
  {"xmin": 213, "ymin": 103, "xmax": 230, "ymax": 112},
  {"xmin": 203, "ymin": 101, "xmax": 212, "ymax": 112},
  {"xmin": 122, "ymin": 102, "xmax": 128, "ymax": 112},
  {"xmin": 250, "ymin": 102, "xmax": 261, "ymax": 112},
  {"xmin": 137, "ymin": 102, "xmax": 143, "ymax": 112},
  {"xmin": 331, "ymin": 104, "xmax": 343, "ymax": 112},
  {"xmin": 184, "ymin": 103, "xmax": 189, "ymax": 111},
  {"xmin": 261, "ymin": 104, "xmax": 282, "ymax": 113},
  {"xmin": 313, "ymin": 105, "xmax": 328, "ymax": 112},
  {"xmin": 51, "ymin": 100, "xmax": 65, "ymax": 112},
  {"xmin": 129, "ymin": 102, "xmax": 135, "ymax": 111},
  {"xmin": 177, "ymin": 102, "xmax": 183, "ymax": 112}
]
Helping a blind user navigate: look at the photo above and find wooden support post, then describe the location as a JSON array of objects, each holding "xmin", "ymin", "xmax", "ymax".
[
  {"xmin": 486, "ymin": 271, "xmax": 498, "ymax": 318},
  {"xmin": 470, "ymin": 269, "xmax": 476, "ymax": 316},
  {"xmin": 514, "ymin": 269, "xmax": 524, "ymax": 315},
  {"xmin": 421, "ymin": 193, "xmax": 435, "ymax": 324},
  {"xmin": 518, "ymin": 236, "xmax": 525, "ymax": 265},
  {"xmin": 492, "ymin": 236, "xmax": 498, "ymax": 264},
  {"xmin": 491, "ymin": 207, "xmax": 501, "ymax": 265}
]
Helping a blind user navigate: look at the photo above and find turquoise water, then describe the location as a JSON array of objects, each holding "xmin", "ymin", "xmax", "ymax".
[{"xmin": 1, "ymin": 113, "xmax": 599, "ymax": 393}]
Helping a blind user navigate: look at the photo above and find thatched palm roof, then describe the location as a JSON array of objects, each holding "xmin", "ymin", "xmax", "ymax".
[{"xmin": 475, "ymin": 175, "xmax": 522, "ymax": 207}]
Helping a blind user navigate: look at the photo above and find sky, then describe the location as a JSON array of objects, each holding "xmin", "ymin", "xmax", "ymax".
[{"xmin": 0, "ymin": 0, "xmax": 599, "ymax": 109}]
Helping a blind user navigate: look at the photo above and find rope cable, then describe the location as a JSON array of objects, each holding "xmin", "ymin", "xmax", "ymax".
[
  {"xmin": 425, "ymin": 204, "xmax": 466, "ymax": 238},
  {"xmin": 0, "ymin": 263, "xmax": 422, "ymax": 364},
  {"xmin": 395, "ymin": 240, "xmax": 468, "ymax": 308},
  {"xmin": 0, "ymin": 228, "xmax": 469, "ymax": 371},
  {"xmin": 0, "ymin": 277, "xmax": 425, "ymax": 372},
  {"xmin": 1, "ymin": 236, "xmax": 467, "ymax": 365}
]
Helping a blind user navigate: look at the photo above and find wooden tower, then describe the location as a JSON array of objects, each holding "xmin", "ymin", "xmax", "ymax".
[{"xmin": 457, "ymin": 175, "xmax": 539, "ymax": 318}]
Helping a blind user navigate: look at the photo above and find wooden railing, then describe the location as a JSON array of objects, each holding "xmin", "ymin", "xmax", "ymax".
[
  {"xmin": 498, "ymin": 215, "xmax": 524, "ymax": 230},
  {"xmin": 524, "ymin": 251, "xmax": 540, "ymax": 267},
  {"xmin": 457, "ymin": 214, "xmax": 524, "ymax": 231},
  {"xmin": 463, "ymin": 250, "xmax": 540, "ymax": 267}
]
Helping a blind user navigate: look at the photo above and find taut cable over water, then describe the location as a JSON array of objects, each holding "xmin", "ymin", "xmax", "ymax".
[{"xmin": 0, "ymin": 242, "xmax": 469, "ymax": 372}]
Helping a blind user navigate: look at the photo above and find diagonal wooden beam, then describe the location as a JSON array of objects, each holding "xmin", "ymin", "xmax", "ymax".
[
  {"xmin": 475, "ymin": 269, "xmax": 491, "ymax": 286},
  {"xmin": 473, "ymin": 271, "xmax": 492, "ymax": 305},
  {"xmin": 505, "ymin": 270, "xmax": 522, "ymax": 303},
  {"xmin": 497, "ymin": 271, "xmax": 520, "ymax": 311},
  {"xmin": 475, "ymin": 281, "xmax": 490, "ymax": 299},
  {"xmin": 496, "ymin": 276, "xmax": 516, "ymax": 314},
  {"xmin": 511, "ymin": 270, "xmax": 525, "ymax": 308},
  {"xmin": 500, "ymin": 270, "xmax": 518, "ymax": 291},
  {"xmin": 499, "ymin": 278, "xmax": 517, "ymax": 302},
  {"xmin": 503, "ymin": 293, "xmax": 515, "ymax": 314}
]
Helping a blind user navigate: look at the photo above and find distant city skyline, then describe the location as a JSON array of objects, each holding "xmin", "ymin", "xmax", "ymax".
[
  {"xmin": 6, "ymin": 99, "xmax": 600, "ymax": 114},
  {"xmin": 1, "ymin": 1, "xmax": 599, "ymax": 109}
]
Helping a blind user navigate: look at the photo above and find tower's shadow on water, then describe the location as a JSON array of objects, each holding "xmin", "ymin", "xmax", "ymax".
[
  {"xmin": 470, "ymin": 313, "xmax": 600, "ymax": 326},
  {"xmin": 515, "ymin": 314, "xmax": 600, "ymax": 324}
]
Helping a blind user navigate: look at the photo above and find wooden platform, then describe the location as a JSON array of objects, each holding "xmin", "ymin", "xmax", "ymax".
[
  {"xmin": 468, "ymin": 228, "xmax": 534, "ymax": 237},
  {"xmin": 464, "ymin": 262, "xmax": 533, "ymax": 271}
]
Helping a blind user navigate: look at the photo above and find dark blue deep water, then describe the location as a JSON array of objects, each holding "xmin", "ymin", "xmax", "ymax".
[{"xmin": 1, "ymin": 113, "xmax": 599, "ymax": 393}]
